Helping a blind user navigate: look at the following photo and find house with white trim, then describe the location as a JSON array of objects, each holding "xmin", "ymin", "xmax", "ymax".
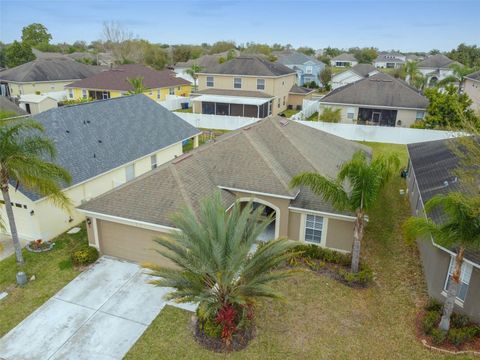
[
  {"xmin": 417, "ymin": 54, "xmax": 460, "ymax": 87},
  {"xmin": 374, "ymin": 52, "xmax": 406, "ymax": 69},
  {"xmin": 0, "ymin": 95, "xmax": 200, "ymax": 241},
  {"xmin": 78, "ymin": 117, "xmax": 371, "ymax": 266},
  {"xmin": 331, "ymin": 64, "xmax": 379, "ymax": 90},
  {"xmin": 330, "ymin": 53, "xmax": 358, "ymax": 67}
]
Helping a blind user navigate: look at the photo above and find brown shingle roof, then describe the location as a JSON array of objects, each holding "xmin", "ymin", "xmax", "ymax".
[
  {"xmin": 79, "ymin": 117, "xmax": 370, "ymax": 227},
  {"xmin": 199, "ymin": 56, "xmax": 295, "ymax": 77},
  {"xmin": 66, "ymin": 64, "xmax": 191, "ymax": 91}
]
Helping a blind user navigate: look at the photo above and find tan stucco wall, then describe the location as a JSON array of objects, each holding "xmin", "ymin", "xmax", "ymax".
[
  {"xmin": 20, "ymin": 98, "xmax": 57, "ymax": 114},
  {"xmin": 465, "ymin": 79, "xmax": 480, "ymax": 113},
  {"xmin": 325, "ymin": 218, "xmax": 354, "ymax": 252},
  {"xmin": 7, "ymin": 81, "xmax": 77, "ymax": 97},
  {"xmin": 287, "ymin": 211, "xmax": 302, "ymax": 241}
]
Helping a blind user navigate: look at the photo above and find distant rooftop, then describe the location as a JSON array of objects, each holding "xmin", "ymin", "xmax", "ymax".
[{"xmin": 199, "ymin": 56, "xmax": 296, "ymax": 77}]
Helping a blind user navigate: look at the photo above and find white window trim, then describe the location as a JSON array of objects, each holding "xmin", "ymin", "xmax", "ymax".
[
  {"xmin": 257, "ymin": 78, "xmax": 265, "ymax": 90},
  {"xmin": 82, "ymin": 89, "xmax": 87, "ymax": 99},
  {"xmin": 125, "ymin": 164, "xmax": 135, "ymax": 181},
  {"xmin": 233, "ymin": 77, "xmax": 242, "ymax": 89},
  {"xmin": 206, "ymin": 76, "xmax": 214, "ymax": 87},
  {"xmin": 150, "ymin": 154, "xmax": 157, "ymax": 169},
  {"xmin": 442, "ymin": 256, "xmax": 472, "ymax": 305},
  {"xmin": 300, "ymin": 213, "xmax": 328, "ymax": 247}
]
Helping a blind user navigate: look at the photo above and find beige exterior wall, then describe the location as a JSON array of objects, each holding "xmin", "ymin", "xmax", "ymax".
[
  {"xmin": 465, "ymin": 78, "xmax": 480, "ymax": 113},
  {"xmin": 0, "ymin": 142, "xmax": 184, "ymax": 241},
  {"xmin": 287, "ymin": 211, "xmax": 302, "ymax": 241},
  {"xmin": 68, "ymin": 85, "xmax": 192, "ymax": 102},
  {"xmin": 196, "ymin": 73, "xmax": 296, "ymax": 115},
  {"xmin": 20, "ymin": 98, "xmax": 57, "ymax": 115},
  {"xmin": 288, "ymin": 93, "xmax": 312, "ymax": 109},
  {"xmin": 7, "ymin": 81, "xmax": 77, "ymax": 97},
  {"xmin": 325, "ymin": 218, "xmax": 354, "ymax": 252}
]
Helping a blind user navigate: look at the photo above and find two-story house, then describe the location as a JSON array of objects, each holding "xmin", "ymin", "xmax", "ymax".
[
  {"xmin": 193, "ymin": 56, "xmax": 307, "ymax": 117},
  {"xmin": 331, "ymin": 64, "xmax": 379, "ymax": 90},
  {"xmin": 65, "ymin": 64, "xmax": 192, "ymax": 102},
  {"xmin": 417, "ymin": 54, "xmax": 460, "ymax": 87},
  {"xmin": 274, "ymin": 51, "xmax": 326, "ymax": 87}
]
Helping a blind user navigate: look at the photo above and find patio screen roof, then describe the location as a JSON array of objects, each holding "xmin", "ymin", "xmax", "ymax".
[{"xmin": 191, "ymin": 94, "xmax": 273, "ymax": 106}]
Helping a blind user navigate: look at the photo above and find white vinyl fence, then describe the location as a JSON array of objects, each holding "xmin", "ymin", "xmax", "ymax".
[
  {"xmin": 175, "ymin": 112, "xmax": 259, "ymax": 130},
  {"xmin": 158, "ymin": 95, "xmax": 190, "ymax": 111},
  {"xmin": 291, "ymin": 99, "xmax": 319, "ymax": 120},
  {"xmin": 296, "ymin": 121, "xmax": 463, "ymax": 144}
]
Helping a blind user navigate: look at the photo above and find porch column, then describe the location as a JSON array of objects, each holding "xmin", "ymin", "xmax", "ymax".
[{"xmin": 193, "ymin": 135, "xmax": 199, "ymax": 149}]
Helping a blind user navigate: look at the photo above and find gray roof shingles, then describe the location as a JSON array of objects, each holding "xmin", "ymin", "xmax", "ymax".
[
  {"xmin": 332, "ymin": 53, "xmax": 357, "ymax": 62},
  {"xmin": 466, "ymin": 70, "xmax": 480, "ymax": 82},
  {"xmin": 417, "ymin": 54, "xmax": 456, "ymax": 69},
  {"xmin": 274, "ymin": 51, "xmax": 324, "ymax": 66},
  {"xmin": 200, "ymin": 56, "xmax": 296, "ymax": 77},
  {"xmin": 79, "ymin": 117, "xmax": 371, "ymax": 227},
  {"xmin": 19, "ymin": 94, "xmax": 200, "ymax": 201}
]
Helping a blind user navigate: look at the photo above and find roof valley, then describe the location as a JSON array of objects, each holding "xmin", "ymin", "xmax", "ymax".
[{"xmin": 169, "ymin": 165, "xmax": 196, "ymax": 214}]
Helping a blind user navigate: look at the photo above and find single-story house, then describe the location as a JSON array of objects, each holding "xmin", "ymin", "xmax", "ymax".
[
  {"xmin": 417, "ymin": 54, "xmax": 460, "ymax": 87},
  {"xmin": 78, "ymin": 117, "xmax": 371, "ymax": 266},
  {"xmin": 65, "ymin": 64, "xmax": 192, "ymax": 102},
  {"xmin": 18, "ymin": 94, "xmax": 57, "ymax": 114},
  {"xmin": 464, "ymin": 70, "xmax": 480, "ymax": 113},
  {"xmin": 407, "ymin": 138, "xmax": 480, "ymax": 322},
  {"xmin": 274, "ymin": 51, "xmax": 326, "ymax": 87},
  {"xmin": 374, "ymin": 52, "xmax": 406, "ymax": 69},
  {"xmin": 330, "ymin": 53, "xmax": 358, "ymax": 67},
  {"xmin": 319, "ymin": 72, "xmax": 429, "ymax": 127},
  {"xmin": 0, "ymin": 58, "xmax": 103, "ymax": 97},
  {"xmin": 0, "ymin": 95, "xmax": 200, "ymax": 241},
  {"xmin": 331, "ymin": 64, "xmax": 379, "ymax": 90}
]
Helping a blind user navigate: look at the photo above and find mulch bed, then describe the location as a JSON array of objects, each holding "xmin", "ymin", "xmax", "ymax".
[
  {"xmin": 415, "ymin": 310, "xmax": 480, "ymax": 354},
  {"xmin": 192, "ymin": 316, "xmax": 256, "ymax": 353}
]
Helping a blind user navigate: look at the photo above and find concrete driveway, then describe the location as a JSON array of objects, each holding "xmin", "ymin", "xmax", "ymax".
[{"xmin": 0, "ymin": 257, "xmax": 196, "ymax": 360}]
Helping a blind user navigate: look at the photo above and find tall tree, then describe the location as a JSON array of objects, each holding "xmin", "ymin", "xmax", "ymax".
[
  {"xmin": 21, "ymin": 23, "xmax": 52, "ymax": 47},
  {"xmin": 4, "ymin": 41, "xmax": 35, "ymax": 68},
  {"xmin": 147, "ymin": 193, "xmax": 295, "ymax": 348},
  {"xmin": 403, "ymin": 193, "xmax": 480, "ymax": 331},
  {"xmin": 209, "ymin": 41, "xmax": 236, "ymax": 55},
  {"xmin": 0, "ymin": 117, "xmax": 71, "ymax": 264},
  {"xmin": 353, "ymin": 47, "xmax": 378, "ymax": 64},
  {"xmin": 290, "ymin": 150, "xmax": 399, "ymax": 272},
  {"xmin": 404, "ymin": 61, "xmax": 421, "ymax": 87},
  {"xmin": 186, "ymin": 64, "xmax": 202, "ymax": 91},
  {"xmin": 447, "ymin": 43, "xmax": 480, "ymax": 68},
  {"xmin": 318, "ymin": 67, "xmax": 332, "ymax": 91},
  {"xmin": 438, "ymin": 63, "xmax": 478, "ymax": 93},
  {"xmin": 297, "ymin": 47, "xmax": 316, "ymax": 56}
]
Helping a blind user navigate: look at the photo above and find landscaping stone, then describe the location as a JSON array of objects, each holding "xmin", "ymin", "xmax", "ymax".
[{"xmin": 67, "ymin": 227, "xmax": 81, "ymax": 234}]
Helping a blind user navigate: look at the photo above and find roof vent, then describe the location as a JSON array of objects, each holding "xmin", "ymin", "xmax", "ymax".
[
  {"xmin": 443, "ymin": 180, "xmax": 449, "ymax": 187},
  {"xmin": 98, "ymin": 140, "xmax": 102, "ymax": 144},
  {"xmin": 279, "ymin": 119, "xmax": 289, "ymax": 126},
  {"xmin": 66, "ymin": 130, "xmax": 70, "ymax": 134},
  {"xmin": 93, "ymin": 153, "xmax": 96, "ymax": 158}
]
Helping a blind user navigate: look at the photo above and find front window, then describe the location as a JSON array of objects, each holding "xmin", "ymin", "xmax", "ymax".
[
  {"xmin": 150, "ymin": 154, "xmax": 157, "ymax": 169},
  {"xmin": 169, "ymin": 87, "xmax": 175, "ymax": 95},
  {"xmin": 82, "ymin": 89, "xmax": 87, "ymax": 99},
  {"xmin": 347, "ymin": 107, "xmax": 355, "ymax": 119},
  {"xmin": 305, "ymin": 214, "xmax": 324, "ymax": 244},
  {"xmin": 444, "ymin": 256, "xmax": 472, "ymax": 302},
  {"xmin": 234, "ymin": 77, "xmax": 242, "ymax": 89},
  {"xmin": 305, "ymin": 66, "xmax": 313, "ymax": 74},
  {"xmin": 206, "ymin": 76, "xmax": 214, "ymax": 87},
  {"xmin": 257, "ymin": 79, "xmax": 265, "ymax": 90},
  {"xmin": 416, "ymin": 111, "xmax": 425, "ymax": 121}
]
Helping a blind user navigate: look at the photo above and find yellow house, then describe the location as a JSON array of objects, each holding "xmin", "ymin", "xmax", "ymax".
[
  {"xmin": 0, "ymin": 95, "xmax": 200, "ymax": 241},
  {"xmin": 0, "ymin": 57, "xmax": 102, "ymax": 97},
  {"xmin": 193, "ymin": 56, "xmax": 310, "ymax": 117},
  {"xmin": 65, "ymin": 64, "xmax": 191, "ymax": 102}
]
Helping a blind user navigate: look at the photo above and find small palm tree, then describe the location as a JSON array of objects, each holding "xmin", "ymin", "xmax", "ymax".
[
  {"xmin": 404, "ymin": 61, "xmax": 421, "ymax": 86},
  {"xmin": 438, "ymin": 64, "xmax": 477, "ymax": 93},
  {"xmin": 0, "ymin": 117, "xmax": 72, "ymax": 264},
  {"xmin": 147, "ymin": 193, "xmax": 295, "ymax": 347},
  {"xmin": 290, "ymin": 150, "xmax": 400, "ymax": 273},
  {"xmin": 127, "ymin": 76, "xmax": 147, "ymax": 94},
  {"xmin": 403, "ymin": 193, "xmax": 480, "ymax": 331},
  {"xmin": 185, "ymin": 64, "xmax": 202, "ymax": 91}
]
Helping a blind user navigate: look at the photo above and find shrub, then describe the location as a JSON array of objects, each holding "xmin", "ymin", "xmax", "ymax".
[
  {"xmin": 450, "ymin": 313, "xmax": 470, "ymax": 329},
  {"xmin": 447, "ymin": 327, "xmax": 477, "ymax": 347},
  {"xmin": 339, "ymin": 267, "xmax": 373, "ymax": 286},
  {"xmin": 202, "ymin": 316, "xmax": 222, "ymax": 338},
  {"xmin": 424, "ymin": 298, "xmax": 442, "ymax": 313},
  {"xmin": 71, "ymin": 246, "xmax": 99, "ymax": 266},
  {"xmin": 292, "ymin": 244, "xmax": 351, "ymax": 266},
  {"xmin": 319, "ymin": 107, "xmax": 341, "ymax": 123},
  {"xmin": 431, "ymin": 328, "xmax": 447, "ymax": 345},
  {"xmin": 422, "ymin": 311, "xmax": 440, "ymax": 335}
]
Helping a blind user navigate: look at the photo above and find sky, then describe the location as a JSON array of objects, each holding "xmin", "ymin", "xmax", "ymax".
[{"xmin": 0, "ymin": 0, "xmax": 478, "ymax": 52}]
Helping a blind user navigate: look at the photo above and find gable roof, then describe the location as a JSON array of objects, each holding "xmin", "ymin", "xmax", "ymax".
[
  {"xmin": 466, "ymin": 70, "xmax": 480, "ymax": 82},
  {"xmin": 66, "ymin": 64, "xmax": 191, "ymax": 91},
  {"xmin": 274, "ymin": 51, "xmax": 324, "ymax": 66},
  {"xmin": 321, "ymin": 72, "xmax": 428, "ymax": 109},
  {"xmin": 19, "ymin": 94, "xmax": 57, "ymax": 104},
  {"xmin": 18, "ymin": 95, "xmax": 200, "ymax": 201},
  {"xmin": 418, "ymin": 54, "xmax": 456, "ymax": 69},
  {"xmin": 332, "ymin": 53, "xmax": 357, "ymax": 62},
  {"xmin": 0, "ymin": 58, "xmax": 102, "ymax": 83},
  {"xmin": 289, "ymin": 85, "xmax": 315, "ymax": 95},
  {"xmin": 349, "ymin": 64, "xmax": 378, "ymax": 77},
  {"xmin": 79, "ymin": 117, "xmax": 371, "ymax": 227},
  {"xmin": 199, "ymin": 56, "xmax": 296, "ymax": 77},
  {"xmin": 407, "ymin": 137, "xmax": 480, "ymax": 264}
]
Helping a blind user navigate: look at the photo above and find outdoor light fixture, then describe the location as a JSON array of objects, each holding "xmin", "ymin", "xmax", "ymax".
[
  {"xmin": 30, "ymin": 210, "xmax": 35, "ymax": 216},
  {"xmin": 86, "ymin": 218, "xmax": 92, "ymax": 226}
]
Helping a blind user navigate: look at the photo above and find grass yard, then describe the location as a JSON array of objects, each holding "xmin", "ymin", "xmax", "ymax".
[
  {"xmin": 126, "ymin": 143, "xmax": 460, "ymax": 359},
  {"xmin": 0, "ymin": 224, "xmax": 87, "ymax": 337},
  {"xmin": 279, "ymin": 109, "xmax": 300, "ymax": 118},
  {"xmin": 174, "ymin": 108, "xmax": 193, "ymax": 113}
]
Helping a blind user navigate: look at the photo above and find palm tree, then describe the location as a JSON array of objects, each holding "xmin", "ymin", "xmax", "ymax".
[
  {"xmin": 127, "ymin": 76, "xmax": 147, "ymax": 94},
  {"xmin": 0, "ymin": 117, "xmax": 72, "ymax": 264},
  {"xmin": 290, "ymin": 150, "xmax": 400, "ymax": 273},
  {"xmin": 437, "ymin": 64, "xmax": 477, "ymax": 93},
  {"xmin": 403, "ymin": 193, "xmax": 480, "ymax": 331},
  {"xmin": 185, "ymin": 64, "xmax": 202, "ymax": 91},
  {"xmin": 146, "ymin": 193, "xmax": 295, "ymax": 347},
  {"xmin": 404, "ymin": 61, "xmax": 420, "ymax": 86}
]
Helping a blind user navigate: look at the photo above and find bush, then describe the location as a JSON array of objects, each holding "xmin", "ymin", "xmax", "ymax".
[
  {"xmin": 71, "ymin": 246, "xmax": 99, "ymax": 266},
  {"xmin": 431, "ymin": 328, "xmax": 447, "ymax": 345},
  {"xmin": 450, "ymin": 313, "xmax": 470, "ymax": 329},
  {"xmin": 422, "ymin": 311, "xmax": 440, "ymax": 335},
  {"xmin": 319, "ymin": 107, "xmax": 341, "ymax": 123},
  {"xmin": 447, "ymin": 326, "xmax": 477, "ymax": 347},
  {"xmin": 292, "ymin": 244, "xmax": 351, "ymax": 266},
  {"xmin": 339, "ymin": 267, "xmax": 373, "ymax": 286},
  {"xmin": 201, "ymin": 316, "xmax": 222, "ymax": 338},
  {"xmin": 424, "ymin": 298, "xmax": 442, "ymax": 313}
]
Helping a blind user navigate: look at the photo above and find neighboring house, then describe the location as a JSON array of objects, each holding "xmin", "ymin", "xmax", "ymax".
[
  {"xmin": 331, "ymin": 64, "xmax": 379, "ymax": 90},
  {"xmin": 0, "ymin": 58, "xmax": 102, "ymax": 97},
  {"xmin": 78, "ymin": 116, "xmax": 371, "ymax": 266},
  {"xmin": 406, "ymin": 138, "xmax": 480, "ymax": 322},
  {"xmin": 417, "ymin": 54, "xmax": 459, "ymax": 87},
  {"xmin": 274, "ymin": 51, "xmax": 326, "ymax": 86},
  {"xmin": 330, "ymin": 53, "xmax": 358, "ymax": 67},
  {"xmin": 464, "ymin": 70, "xmax": 480, "ymax": 113},
  {"xmin": 374, "ymin": 52, "xmax": 406, "ymax": 69},
  {"xmin": 0, "ymin": 95, "xmax": 200, "ymax": 241},
  {"xmin": 65, "ymin": 64, "xmax": 192, "ymax": 101},
  {"xmin": 19, "ymin": 94, "xmax": 58, "ymax": 114},
  {"xmin": 319, "ymin": 72, "xmax": 428, "ymax": 127},
  {"xmin": 193, "ymin": 56, "xmax": 304, "ymax": 117},
  {"xmin": 288, "ymin": 85, "xmax": 316, "ymax": 110}
]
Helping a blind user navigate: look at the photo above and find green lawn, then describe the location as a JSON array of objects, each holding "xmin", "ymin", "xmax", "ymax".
[
  {"xmin": 174, "ymin": 108, "xmax": 193, "ymax": 113},
  {"xmin": 126, "ymin": 143, "xmax": 459, "ymax": 359},
  {"xmin": 279, "ymin": 109, "xmax": 300, "ymax": 118},
  {"xmin": 0, "ymin": 224, "xmax": 87, "ymax": 337}
]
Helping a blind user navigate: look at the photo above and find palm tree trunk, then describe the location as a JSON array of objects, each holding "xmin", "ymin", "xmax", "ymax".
[
  {"xmin": 439, "ymin": 246, "xmax": 464, "ymax": 331},
  {"xmin": 0, "ymin": 180, "xmax": 25, "ymax": 264},
  {"xmin": 351, "ymin": 211, "xmax": 364, "ymax": 273}
]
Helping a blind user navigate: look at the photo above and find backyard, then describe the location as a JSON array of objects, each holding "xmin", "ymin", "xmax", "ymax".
[{"xmin": 125, "ymin": 143, "xmax": 459, "ymax": 359}]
